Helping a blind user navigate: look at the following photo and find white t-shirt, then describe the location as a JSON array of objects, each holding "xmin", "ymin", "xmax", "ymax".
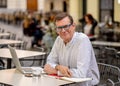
[{"xmin": 84, "ymin": 24, "xmax": 92, "ymax": 35}]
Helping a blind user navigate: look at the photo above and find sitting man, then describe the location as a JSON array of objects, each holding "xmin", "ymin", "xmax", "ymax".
[{"xmin": 44, "ymin": 13, "xmax": 100, "ymax": 86}]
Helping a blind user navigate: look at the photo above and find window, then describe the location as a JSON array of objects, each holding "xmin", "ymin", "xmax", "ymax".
[{"xmin": 99, "ymin": 0, "xmax": 114, "ymax": 22}]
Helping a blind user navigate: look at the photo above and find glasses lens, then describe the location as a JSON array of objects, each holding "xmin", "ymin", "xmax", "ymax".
[{"xmin": 56, "ymin": 23, "xmax": 72, "ymax": 32}]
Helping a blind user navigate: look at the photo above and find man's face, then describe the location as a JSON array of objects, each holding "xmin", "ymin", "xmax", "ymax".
[{"xmin": 55, "ymin": 17, "xmax": 75, "ymax": 43}]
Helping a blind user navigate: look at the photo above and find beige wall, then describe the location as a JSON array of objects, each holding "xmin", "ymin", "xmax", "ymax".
[
  {"xmin": 7, "ymin": 0, "xmax": 44, "ymax": 12},
  {"xmin": 44, "ymin": 0, "xmax": 65, "ymax": 13},
  {"xmin": 7, "ymin": 0, "xmax": 44, "ymax": 11},
  {"xmin": 7, "ymin": 0, "xmax": 67, "ymax": 13},
  {"xmin": 6, "ymin": 0, "xmax": 120, "ymax": 23},
  {"xmin": 54, "ymin": 0, "xmax": 63, "ymax": 11},
  {"xmin": 7, "ymin": 0, "xmax": 17, "ymax": 10},
  {"xmin": 87, "ymin": 0, "xmax": 99, "ymax": 21},
  {"xmin": 78, "ymin": 0, "xmax": 83, "ymax": 20},
  {"xmin": 18, "ymin": 0, "xmax": 26, "ymax": 10},
  {"xmin": 69, "ymin": 0, "xmax": 83, "ymax": 24},
  {"xmin": 44, "ymin": 0, "xmax": 83, "ymax": 24},
  {"xmin": 38, "ymin": 0, "xmax": 44, "ymax": 12},
  {"xmin": 7, "ymin": 0, "xmax": 26, "ymax": 11},
  {"xmin": 114, "ymin": 0, "xmax": 120, "ymax": 22},
  {"xmin": 44, "ymin": 0, "xmax": 51, "ymax": 12}
]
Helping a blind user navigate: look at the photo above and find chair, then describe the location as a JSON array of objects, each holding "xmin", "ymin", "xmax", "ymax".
[
  {"xmin": 19, "ymin": 41, "xmax": 27, "ymax": 50},
  {"xmin": 93, "ymin": 46, "xmax": 107, "ymax": 63},
  {"xmin": 97, "ymin": 63, "xmax": 120, "ymax": 86},
  {"xmin": 10, "ymin": 33, "xmax": 16, "ymax": 40},
  {"xmin": 32, "ymin": 46, "xmax": 48, "ymax": 67},
  {"xmin": 104, "ymin": 47, "xmax": 120, "ymax": 67},
  {"xmin": 94, "ymin": 46, "xmax": 120, "ymax": 67},
  {"xmin": 0, "ymin": 59, "xmax": 5, "ymax": 70},
  {"xmin": 19, "ymin": 45, "xmax": 47, "ymax": 68}
]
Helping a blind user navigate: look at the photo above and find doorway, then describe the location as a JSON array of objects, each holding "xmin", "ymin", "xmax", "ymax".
[{"xmin": 27, "ymin": 0, "xmax": 38, "ymax": 12}]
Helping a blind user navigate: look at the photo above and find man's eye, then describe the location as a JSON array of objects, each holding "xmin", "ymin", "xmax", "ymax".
[
  {"xmin": 57, "ymin": 24, "xmax": 70, "ymax": 29},
  {"xmin": 58, "ymin": 26, "xmax": 66, "ymax": 29},
  {"xmin": 58, "ymin": 27, "xmax": 63, "ymax": 29},
  {"xmin": 62, "ymin": 25, "xmax": 68, "ymax": 28}
]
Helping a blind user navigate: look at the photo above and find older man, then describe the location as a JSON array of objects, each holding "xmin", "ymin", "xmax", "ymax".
[{"xmin": 44, "ymin": 13, "xmax": 99, "ymax": 86}]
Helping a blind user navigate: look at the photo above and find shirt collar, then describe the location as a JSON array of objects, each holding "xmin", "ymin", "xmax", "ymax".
[{"xmin": 66, "ymin": 32, "xmax": 77, "ymax": 46}]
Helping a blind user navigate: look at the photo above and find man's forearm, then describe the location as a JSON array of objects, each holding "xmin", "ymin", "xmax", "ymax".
[{"xmin": 44, "ymin": 64, "xmax": 58, "ymax": 74}]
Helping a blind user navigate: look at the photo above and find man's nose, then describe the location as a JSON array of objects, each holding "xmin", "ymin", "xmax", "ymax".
[{"xmin": 61, "ymin": 28, "xmax": 66, "ymax": 32}]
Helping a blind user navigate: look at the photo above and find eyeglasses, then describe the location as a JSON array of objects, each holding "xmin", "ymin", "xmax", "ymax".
[{"xmin": 56, "ymin": 23, "xmax": 72, "ymax": 32}]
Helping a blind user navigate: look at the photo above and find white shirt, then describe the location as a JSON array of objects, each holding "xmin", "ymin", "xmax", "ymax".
[
  {"xmin": 47, "ymin": 32, "xmax": 100, "ymax": 86},
  {"xmin": 84, "ymin": 24, "xmax": 92, "ymax": 35}
]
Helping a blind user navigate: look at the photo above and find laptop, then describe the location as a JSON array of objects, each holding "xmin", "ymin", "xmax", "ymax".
[{"xmin": 8, "ymin": 45, "xmax": 33, "ymax": 74}]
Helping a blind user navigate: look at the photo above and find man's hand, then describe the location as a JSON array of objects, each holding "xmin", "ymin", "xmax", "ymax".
[
  {"xmin": 44, "ymin": 64, "xmax": 57, "ymax": 74},
  {"xmin": 55, "ymin": 65, "xmax": 72, "ymax": 77}
]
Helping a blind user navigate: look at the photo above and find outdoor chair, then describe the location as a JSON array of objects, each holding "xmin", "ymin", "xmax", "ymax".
[
  {"xmin": 104, "ymin": 47, "xmax": 120, "ymax": 67},
  {"xmin": 97, "ymin": 63, "xmax": 120, "ymax": 86}
]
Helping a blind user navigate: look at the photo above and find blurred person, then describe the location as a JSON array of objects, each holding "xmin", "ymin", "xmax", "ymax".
[
  {"xmin": 49, "ymin": 15, "xmax": 58, "ymax": 40},
  {"xmin": 22, "ymin": 16, "xmax": 30, "ymax": 36},
  {"xmin": 84, "ymin": 14, "xmax": 97, "ymax": 36},
  {"xmin": 22, "ymin": 15, "xmax": 35, "ymax": 49},
  {"xmin": 44, "ymin": 13, "xmax": 99, "ymax": 86},
  {"xmin": 42, "ymin": 28, "xmax": 54, "ymax": 52},
  {"xmin": 32, "ymin": 14, "xmax": 45, "ymax": 47},
  {"xmin": 79, "ymin": 14, "xmax": 98, "ymax": 36},
  {"xmin": 104, "ymin": 15, "xmax": 113, "ymax": 28}
]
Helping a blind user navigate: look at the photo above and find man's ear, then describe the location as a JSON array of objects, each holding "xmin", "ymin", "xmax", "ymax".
[
  {"xmin": 72, "ymin": 23, "xmax": 76, "ymax": 28},
  {"xmin": 72, "ymin": 23, "xmax": 76, "ymax": 30}
]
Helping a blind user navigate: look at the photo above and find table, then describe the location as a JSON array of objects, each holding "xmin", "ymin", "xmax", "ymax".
[
  {"xmin": 0, "ymin": 39, "xmax": 23, "ymax": 45},
  {"xmin": 0, "ymin": 48, "xmax": 46, "ymax": 68},
  {"xmin": 0, "ymin": 33, "xmax": 10, "ymax": 37},
  {"xmin": 0, "ymin": 69, "xmax": 73, "ymax": 86},
  {"xmin": 91, "ymin": 41, "xmax": 120, "ymax": 47}
]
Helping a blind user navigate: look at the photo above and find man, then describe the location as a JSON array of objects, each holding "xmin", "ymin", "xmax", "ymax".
[{"xmin": 44, "ymin": 13, "xmax": 99, "ymax": 86}]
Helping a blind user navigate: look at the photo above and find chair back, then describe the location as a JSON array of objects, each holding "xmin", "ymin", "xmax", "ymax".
[
  {"xmin": 104, "ymin": 47, "xmax": 120, "ymax": 67},
  {"xmin": 97, "ymin": 63, "xmax": 120, "ymax": 86}
]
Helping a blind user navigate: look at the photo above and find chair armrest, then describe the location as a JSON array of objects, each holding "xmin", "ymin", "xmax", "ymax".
[{"xmin": 106, "ymin": 79, "xmax": 115, "ymax": 86}]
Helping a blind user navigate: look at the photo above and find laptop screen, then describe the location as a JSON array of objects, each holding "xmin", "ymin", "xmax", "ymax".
[{"xmin": 8, "ymin": 45, "xmax": 23, "ymax": 73}]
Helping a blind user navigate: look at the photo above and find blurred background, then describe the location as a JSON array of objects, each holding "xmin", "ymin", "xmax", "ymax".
[
  {"xmin": 0, "ymin": 0, "xmax": 120, "ymax": 50},
  {"xmin": 0, "ymin": 1, "xmax": 120, "ymax": 85}
]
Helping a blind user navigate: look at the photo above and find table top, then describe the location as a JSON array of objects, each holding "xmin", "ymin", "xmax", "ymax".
[
  {"xmin": 0, "ymin": 39, "xmax": 23, "ymax": 45},
  {"xmin": 0, "ymin": 33, "xmax": 10, "ymax": 36},
  {"xmin": 0, "ymin": 48, "xmax": 46, "ymax": 59},
  {"xmin": 0, "ymin": 69, "xmax": 72, "ymax": 86},
  {"xmin": 92, "ymin": 41, "xmax": 120, "ymax": 47}
]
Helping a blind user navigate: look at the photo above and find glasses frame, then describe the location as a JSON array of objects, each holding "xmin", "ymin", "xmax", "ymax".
[{"xmin": 56, "ymin": 23, "xmax": 72, "ymax": 32}]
